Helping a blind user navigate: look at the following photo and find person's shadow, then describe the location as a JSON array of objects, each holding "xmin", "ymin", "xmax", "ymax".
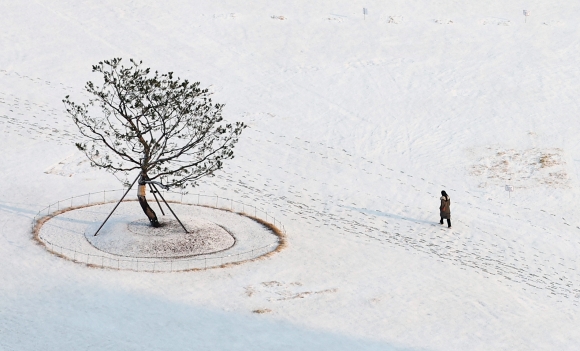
[{"xmin": 340, "ymin": 205, "xmax": 435, "ymax": 225}]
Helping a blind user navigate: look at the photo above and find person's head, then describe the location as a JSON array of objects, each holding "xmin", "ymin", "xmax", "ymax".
[{"xmin": 441, "ymin": 190, "xmax": 448, "ymax": 197}]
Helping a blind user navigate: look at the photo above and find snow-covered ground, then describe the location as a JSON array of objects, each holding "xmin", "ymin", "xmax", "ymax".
[{"xmin": 2, "ymin": 1, "xmax": 580, "ymax": 350}]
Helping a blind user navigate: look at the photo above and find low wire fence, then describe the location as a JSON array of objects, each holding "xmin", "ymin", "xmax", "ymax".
[{"xmin": 33, "ymin": 189, "xmax": 286, "ymax": 272}]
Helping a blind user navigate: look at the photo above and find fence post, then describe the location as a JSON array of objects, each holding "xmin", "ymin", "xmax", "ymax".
[{"xmin": 88, "ymin": 192, "xmax": 90, "ymax": 204}]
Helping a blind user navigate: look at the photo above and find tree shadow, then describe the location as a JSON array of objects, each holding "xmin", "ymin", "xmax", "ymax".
[
  {"xmin": 0, "ymin": 285, "xmax": 430, "ymax": 351},
  {"xmin": 0, "ymin": 202, "xmax": 43, "ymax": 219}
]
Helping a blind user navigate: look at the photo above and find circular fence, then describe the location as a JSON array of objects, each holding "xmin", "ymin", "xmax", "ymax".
[{"xmin": 32, "ymin": 189, "xmax": 286, "ymax": 272}]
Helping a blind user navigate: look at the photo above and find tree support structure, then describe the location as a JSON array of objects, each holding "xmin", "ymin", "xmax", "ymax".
[{"xmin": 93, "ymin": 172, "xmax": 188, "ymax": 236}]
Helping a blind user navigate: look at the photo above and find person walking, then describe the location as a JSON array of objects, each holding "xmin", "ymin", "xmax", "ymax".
[{"xmin": 439, "ymin": 190, "xmax": 451, "ymax": 228}]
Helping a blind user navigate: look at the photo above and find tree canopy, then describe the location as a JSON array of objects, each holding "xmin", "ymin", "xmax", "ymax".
[{"xmin": 63, "ymin": 58, "xmax": 245, "ymax": 188}]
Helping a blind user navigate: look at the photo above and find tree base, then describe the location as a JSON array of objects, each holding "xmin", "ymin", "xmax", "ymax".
[{"xmin": 138, "ymin": 195, "xmax": 160, "ymax": 227}]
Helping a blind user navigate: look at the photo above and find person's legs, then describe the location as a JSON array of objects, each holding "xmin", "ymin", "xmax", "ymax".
[
  {"xmin": 447, "ymin": 218, "xmax": 451, "ymax": 228},
  {"xmin": 440, "ymin": 217, "xmax": 444, "ymax": 224}
]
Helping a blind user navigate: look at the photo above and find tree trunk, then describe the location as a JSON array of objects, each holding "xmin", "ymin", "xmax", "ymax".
[{"xmin": 138, "ymin": 173, "xmax": 160, "ymax": 227}]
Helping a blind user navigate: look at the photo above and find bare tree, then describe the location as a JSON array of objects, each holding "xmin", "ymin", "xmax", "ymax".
[{"xmin": 64, "ymin": 58, "xmax": 245, "ymax": 227}]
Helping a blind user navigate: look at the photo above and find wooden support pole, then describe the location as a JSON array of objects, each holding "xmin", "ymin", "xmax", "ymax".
[
  {"xmin": 150, "ymin": 183, "xmax": 188, "ymax": 233},
  {"xmin": 93, "ymin": 173, "xmax": 140, "ymax": 236}
]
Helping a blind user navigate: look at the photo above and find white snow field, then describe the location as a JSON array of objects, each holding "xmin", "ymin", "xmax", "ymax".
[{"xmin": 1, "ymin": 0, "xmax": 580, "ymax": 350}]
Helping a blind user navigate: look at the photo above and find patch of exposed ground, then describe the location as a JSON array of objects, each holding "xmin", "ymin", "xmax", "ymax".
[{"xmin": 468, "ymin": 147, "xmax": 568, "ymax": 188}]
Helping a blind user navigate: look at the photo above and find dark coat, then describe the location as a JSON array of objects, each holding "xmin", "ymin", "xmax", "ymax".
[{"xmin": 440, "ymin": 196, "xmax": 451, "ymax": 219}]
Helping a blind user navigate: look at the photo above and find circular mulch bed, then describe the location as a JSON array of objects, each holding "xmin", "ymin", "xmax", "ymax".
[
  {"xmin": 35, "ymin": 201, "xmax": 284, "ymax": 271},
  {"xmin": 85, "ymin": 217, "xmax": 235, "ymax": 258}
]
